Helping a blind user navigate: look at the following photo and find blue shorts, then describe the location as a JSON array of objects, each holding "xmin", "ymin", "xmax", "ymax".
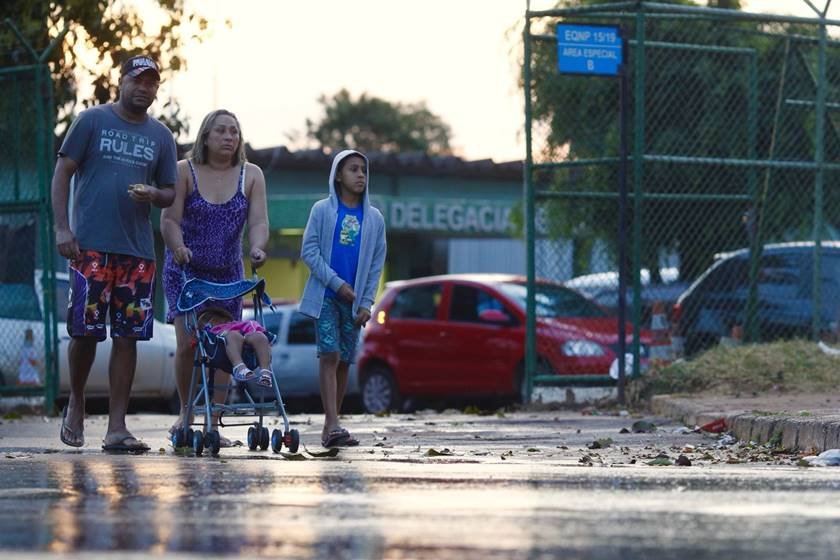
[{"xmin": 315, "ymin": 297, "xmax": 361, "ymax": 363}]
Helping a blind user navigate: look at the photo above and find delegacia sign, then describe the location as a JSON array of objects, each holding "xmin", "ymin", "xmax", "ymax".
[{"xmin": 383, "ymin": 198, "xmax": 515, "ymax": 234}]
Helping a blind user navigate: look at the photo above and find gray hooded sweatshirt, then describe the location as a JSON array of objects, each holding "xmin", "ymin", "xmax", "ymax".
[{"xmin": 298, "ymin": 150, "xmax": 387, "ymax": 319}]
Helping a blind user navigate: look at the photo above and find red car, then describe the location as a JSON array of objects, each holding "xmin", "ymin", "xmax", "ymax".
[{"xmin": 357, "ymin": 273, "xmax": 650, "ymax": 413}]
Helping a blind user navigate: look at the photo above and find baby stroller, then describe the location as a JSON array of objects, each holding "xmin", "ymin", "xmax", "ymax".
[{"xmin": 169, "ymin": 271, "xmax": 300, "ymax": 456}]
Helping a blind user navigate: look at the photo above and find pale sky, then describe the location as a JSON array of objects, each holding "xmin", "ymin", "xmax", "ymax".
[{"xmin": 161, "ymin": 0, "xmax": 837, "ymax": 164}]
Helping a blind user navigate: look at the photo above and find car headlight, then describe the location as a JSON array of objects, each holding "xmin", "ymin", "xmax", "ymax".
[{"xmin": 562, "ymin": 339, "xmax": 606, "ymax": 357}]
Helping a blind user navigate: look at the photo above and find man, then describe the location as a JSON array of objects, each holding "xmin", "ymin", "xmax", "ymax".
[{"xmin": 51, "ymin": 54, "xmax": 178, "ymax": 452}]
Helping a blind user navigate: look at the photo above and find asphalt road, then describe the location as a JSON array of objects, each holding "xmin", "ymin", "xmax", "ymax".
[{"xmin": 1, "ymin": 410, "xmax": 839, "ymax": 559}]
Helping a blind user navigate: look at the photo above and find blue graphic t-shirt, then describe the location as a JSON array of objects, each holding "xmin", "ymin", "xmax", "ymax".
[
  {"xmin": 326, "ymin": 200, "xmax": 364, "ymax": 299},
  {"xmin": 59, "ymin": 104, "xmax": 178, "ymax": 259}
]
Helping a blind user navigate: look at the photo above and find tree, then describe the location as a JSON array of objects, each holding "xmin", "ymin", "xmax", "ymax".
[
  {"xmin": 0, "ymin": 0, "xmax": 214, "ymax": 138},
  {"xmin": 306, "ymin": 89, "xmax": 453, "ymax": 155},
  {"xmin": 526, "ymin": 0, "xmax": 840, "ymax": 282}
]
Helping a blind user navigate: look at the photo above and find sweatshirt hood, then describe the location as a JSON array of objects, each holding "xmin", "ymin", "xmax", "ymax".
[{"xmin": 328, "ymin": 149, "xmax": 370, "ymax": 208}]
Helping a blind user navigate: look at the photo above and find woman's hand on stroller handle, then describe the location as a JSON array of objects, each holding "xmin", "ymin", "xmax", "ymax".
[
  {"xmin": 173, "ymin": 246, "xmax": 192, "ymax": 265},
  {"xmin": 249, "ymin": 247, "xmax": 267, "ymax": 269}
]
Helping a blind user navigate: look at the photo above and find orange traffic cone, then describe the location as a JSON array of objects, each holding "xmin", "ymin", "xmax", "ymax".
[{"xmin": 648, "ymin": 300, "xmax": 673, "ymax": 364}]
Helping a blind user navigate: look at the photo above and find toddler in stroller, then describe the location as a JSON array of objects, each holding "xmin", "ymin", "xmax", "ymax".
[
  {"xmin": 197, "ymin": 307, "xmax": 274, "ymax": 388},
  {"xmin": 170, "ymin": 273, "xmax": 299, "ymax": 456}
]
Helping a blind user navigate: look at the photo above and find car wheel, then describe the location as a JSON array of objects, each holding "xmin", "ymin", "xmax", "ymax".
[{"xmin": 361, "ymin": 366, "xmax": 401, "ymax": 414}]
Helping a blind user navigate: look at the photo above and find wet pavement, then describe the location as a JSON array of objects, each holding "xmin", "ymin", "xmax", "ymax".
[{"xmin": 2, "ymin": 410, "xmax": 840, "ymax": 559}]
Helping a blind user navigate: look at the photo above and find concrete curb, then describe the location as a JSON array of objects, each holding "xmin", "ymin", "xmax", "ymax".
[{"xmin": 650, "ymin": 394, "xmax": 840, "ymax": 453}]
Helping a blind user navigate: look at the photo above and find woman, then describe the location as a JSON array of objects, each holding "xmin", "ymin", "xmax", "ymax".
[{"xmin": 161, "ymin": 109, "xmax": 269, "ymax": 445}]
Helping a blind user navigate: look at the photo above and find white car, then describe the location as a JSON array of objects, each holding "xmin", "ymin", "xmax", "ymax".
[
  {"xmin": 243, "ymin": 303, "xmax": 360, "ymax": 398},
  {"xmin": 0, "ymin": 270, "xmax": 178, "ymax": 409}
]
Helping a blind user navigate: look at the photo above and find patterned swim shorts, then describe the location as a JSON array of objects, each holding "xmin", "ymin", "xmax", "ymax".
[
  {"xmin": 315, "ymin": 297, "xmax": 361, "ymax": 363},
  {"xmin": 67, "ymin": 249, "xmax": 156, "ymax": 341}
]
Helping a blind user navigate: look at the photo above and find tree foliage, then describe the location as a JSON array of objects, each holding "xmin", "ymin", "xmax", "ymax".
[
  {"xmin": 306, "ymin": 89, "xmax": 453, "ymax": 155},
  {"xmin": 0, "ymin": 0, "xmax": 212, "ymax": 138},
  {"xmin": 527, "ymin": 0, "xmax": 840, "ymax": 281}
]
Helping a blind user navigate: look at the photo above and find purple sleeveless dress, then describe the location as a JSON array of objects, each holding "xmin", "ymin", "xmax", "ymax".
[{"xmin": 163, "ymin": 161, "xmax": 249, "ymax": 323}]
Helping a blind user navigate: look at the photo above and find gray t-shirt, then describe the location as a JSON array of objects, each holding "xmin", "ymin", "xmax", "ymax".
[{"xmin": 59, "ymin": 104, "xmax": 178, "ymax": 259}]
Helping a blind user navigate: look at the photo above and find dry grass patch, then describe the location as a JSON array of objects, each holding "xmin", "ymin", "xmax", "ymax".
[{"xmin": 629, "ymin": 339, "xmax": 840, "ymax": 403}]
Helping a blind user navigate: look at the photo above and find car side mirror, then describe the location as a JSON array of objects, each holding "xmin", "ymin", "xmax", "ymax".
[{"xmin": 479, "ymin": 309, "xmax": 511, "ymax": 324}]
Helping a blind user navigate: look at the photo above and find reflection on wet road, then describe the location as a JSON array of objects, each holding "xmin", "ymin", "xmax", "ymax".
[{"xmin": 1, "ymin": 412, "xmax": 840, "ymax": 559}]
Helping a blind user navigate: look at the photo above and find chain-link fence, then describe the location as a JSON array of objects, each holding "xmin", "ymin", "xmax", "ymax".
[
  {"xmin": 523, "ymin": 2, "xmax": 840, "ymax": 393},
  {"xmin": 0, "ymin": 22, "xmax": 59, "ymax": 408}
]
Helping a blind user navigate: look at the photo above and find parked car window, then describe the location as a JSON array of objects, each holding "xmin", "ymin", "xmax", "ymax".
[
  {"xmin": 450, "ymin": 285, "xmax": 508, "ymax": 323},
  {"xmin": 288, "ymin": 312, "xmax": 316, "ymax": 345},
  {"xmin": 55, "ymin": 279, "xmax": 70, "ymax": 321},
  {"xmin": 497, "ymin": 282, "xmax": 606, "ymax": 318},
  {"xmin": 389, "ymin": 284, "xmax": 442, "ymax": 320},
  {"xmin": 261, "ymin": 310, "xmax": 283, "ymax": 337},
  {"xmin": 0, "ymin": 283, "xmax": 42, "ymax": 321},
  {"xmin": 758, "ymin": 253, "xmax": 804, "ymax": 300},
  {"xmin": 699, "ymin": 257, "xmax": 749, "ymax": 294}
]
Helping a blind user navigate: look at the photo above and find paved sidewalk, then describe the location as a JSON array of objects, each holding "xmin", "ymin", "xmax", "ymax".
[{"xmin": 651, "ymin": 392, "xmax": 840, "ymax": 452}]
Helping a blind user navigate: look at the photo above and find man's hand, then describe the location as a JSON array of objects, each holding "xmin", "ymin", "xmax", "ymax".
[
  {"xmin": 249, "ymin": 247, "xmax": 267, "ymax": 269},
  {"xmin": 127, "ymin": 183, "xmax": 159, "ymax": 204},
  {"xmin": 55, "ymin": 227, "xmax": 80, "ymax": 260},
  {"xmin": 337, "ymin": 283, "xmax": 356, "ymax": 304},
  {"xmin": 354, "ymin": 307, "xmax": 371, "ymax": 328},
  {"xmin": 173, "ymin": 246, "xmax": 192, "ymax": 265}
]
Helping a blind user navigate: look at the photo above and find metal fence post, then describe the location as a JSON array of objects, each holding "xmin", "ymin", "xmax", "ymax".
[
  {"xmin": 523, "ymin": 4, "xmax": 536, "ymax": 404},
  {"xmin": 812, "ymin": 18, "xmax": 827, "ymax": 341},
  {"xmin": 632, "ymin": 7, "xmax": 646, "ymax": 377}
]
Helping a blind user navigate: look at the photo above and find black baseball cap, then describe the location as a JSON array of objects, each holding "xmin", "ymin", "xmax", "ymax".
[{"xmin": 120, "ymin": 55, "xmax": 161, "ymax": 80}]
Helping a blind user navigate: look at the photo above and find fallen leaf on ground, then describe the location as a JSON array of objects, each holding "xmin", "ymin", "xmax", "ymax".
[
  {"xmin": 647, "ymin": 457, "xmax": 672, "ymax": 466},
  {"xmin": 426, "ymin": 448, "xmax": 454, "ymax": 457},
  {"xmin": 632, "ymin": 420, "xmax": 657, "ymax": 433},
  {"xmin": 588, "ymin": 438, "xmax": 613, "ymax": 449},
  {"xmin": 304, "ymin": 446, "xmax": 340, "ymax": 458},
  {"xmin": 279, "ymin": 452, "xmax": 309, "ymax": 460}
]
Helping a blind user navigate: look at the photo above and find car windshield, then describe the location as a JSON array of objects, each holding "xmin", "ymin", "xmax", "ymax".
[{"xmin": 497, "ymin": 282, "xmax": 607, "ymax": 318}]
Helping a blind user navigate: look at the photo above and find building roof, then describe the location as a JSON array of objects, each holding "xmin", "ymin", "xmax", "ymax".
[{"xmin": 243, "ymin": 145, "xmax": 523, "ymax": 181}]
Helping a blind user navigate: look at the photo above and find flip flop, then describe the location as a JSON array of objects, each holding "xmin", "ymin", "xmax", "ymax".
[
  {"xmin": 102, "ymin": 434, "xmax": 150, "ymax": 453},
  {"xmin": 322, "ymin": 428, "xmax": 350, "ymax": 448},
  {"xmin": 59, "ymin": 406, "xmax": 84, "ymax": 448}
]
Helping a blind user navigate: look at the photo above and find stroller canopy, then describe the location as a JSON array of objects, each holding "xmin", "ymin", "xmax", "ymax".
[{"xmin": 177, "ymin": 277, "xmax": 272, "ymax": 312}]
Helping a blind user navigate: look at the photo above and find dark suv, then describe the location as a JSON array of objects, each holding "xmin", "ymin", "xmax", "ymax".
[{"xmin": 672, "ymin": 242, "xmax": 840, "ymax": 357}]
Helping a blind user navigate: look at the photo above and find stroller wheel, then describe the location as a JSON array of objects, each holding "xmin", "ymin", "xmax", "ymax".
[
  {"xmin": 207, "ymin": 431, "xmax": 221, "ymax": 456},
  {"xmin": 286, "ymin": 429, "xmax": 300, "ymax": 454},
  {"xmin": 270, "ymin": 429, "xmax": 282, "ymax": 453},
  {"xmin": 247, "ymin": 426, "xmax": 258, "ymax": 450},
  {"xmin": 192, "ymin": 430, "xmax": 204, "ymax": 457},
  {"xmin": 259, "ymin": 426, "xmax": 270, "ymax": 450},
  {"xmin": 171, "ymin": 430, "xmax": 183, "ymax": 449}
]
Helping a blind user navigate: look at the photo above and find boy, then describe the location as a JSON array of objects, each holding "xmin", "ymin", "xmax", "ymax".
[{"xmin": 299, "ymin": 150, "xmax": 386, "ymax": 447}]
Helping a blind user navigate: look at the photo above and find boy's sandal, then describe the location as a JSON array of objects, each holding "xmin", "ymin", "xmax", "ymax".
[
  {"xmin": 257, "ymin": 369, "xmax": 273, "ymax": 388},
  {"xmin": 232, "ymin": 363, "xmax": 256, "ymax": 382}
]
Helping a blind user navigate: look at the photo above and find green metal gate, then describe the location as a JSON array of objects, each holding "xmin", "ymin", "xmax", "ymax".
[
  {"xmin": 0, "ymin": 21, "xmax": 63, "ymax": 411},
  {"xmin": 523, "ymin": 2, "xmax": 840, "ymax": 402}
]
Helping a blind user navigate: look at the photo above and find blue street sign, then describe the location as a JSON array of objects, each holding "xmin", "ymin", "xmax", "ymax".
[{"xmin": 557, "ymin": 24, "xmax": 623, "ymax": 76}]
